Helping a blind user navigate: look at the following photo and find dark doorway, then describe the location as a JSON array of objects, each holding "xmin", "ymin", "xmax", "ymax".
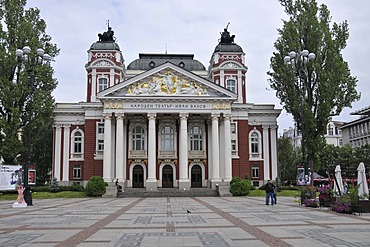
[
  {"xmin": 162, "ymin": 165, "xmax": 173, "ymax": 188},
  {"xmin": 191, "ymin": 165, "xmax": 202, "ymax": 188},
  {"xmin": 133, "ymin": 165, "xmax": 144, "ymax": 188}
]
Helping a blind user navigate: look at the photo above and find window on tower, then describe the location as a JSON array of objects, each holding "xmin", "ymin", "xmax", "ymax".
[
  {"xmin": 226, "ymin": 79, "xmax": 236, "ymax": 93},
  {"xmin": 98, "ymin": 78, "xmax": 108, "ymax": 92}
]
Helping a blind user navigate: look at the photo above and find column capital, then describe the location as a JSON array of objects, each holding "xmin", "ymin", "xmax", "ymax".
[
  {"xmin": 103, "ymin": 113, "xmax": 112, "ymax": 119},
  {"xmin": 147, "ymin": 113, "xmax": 157, "ymax": 120},
  {"xmin": 62, "ymin": 124, "xmax": 71, "ymax": 129},
  {"xmin": 179, "ymin": 112, "xmax": 189, "ymax": 120},
  {"xmin": 54, "ymin": 124, "xmax": 62, "ymax": 130},
  {"xmin": 116, "ymin": 113, "xmax": 124, "ymax": 120},
  {"xmin": 223, "ymin": 113, "xmax": 232, "ymax": 120},
  {"xmin": 211, "ymin": 113, "xmax": 220, "ymax": 119},
  {"xmin": 262, "ymin": 125, "xmax": 270, "ymax": 130}
]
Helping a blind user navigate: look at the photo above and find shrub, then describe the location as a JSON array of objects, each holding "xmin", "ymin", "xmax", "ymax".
[
  {"xmin": 85, "ymin": 176, "xmax": 106, "ymax": 197},
  {"xmin": 230, "ymin": 176, "xmax": 242, "ymax": 185},
  {"xmin": 230, "ymin": 180, "xmax": 251, "ymax": 196},
  {"xmin": 49, "ymin": 177, "xmax": 60, "ymax": 193}
]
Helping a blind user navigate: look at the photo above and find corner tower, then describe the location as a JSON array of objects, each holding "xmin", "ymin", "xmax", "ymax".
[
  {"xmin": 85, "ymin": 26, "xmax": 125, "ymax": 102},
  {"xmin": 208, "ymin": 24, "xmax": 248, "ymax": 103}
]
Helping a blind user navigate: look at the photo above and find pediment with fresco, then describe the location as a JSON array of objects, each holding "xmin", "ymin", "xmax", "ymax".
[{"xmin": 98, "ymin": 63, "xmax": 237, "ymax": 99}]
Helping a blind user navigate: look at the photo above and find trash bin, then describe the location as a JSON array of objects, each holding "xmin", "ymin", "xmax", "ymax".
[{"xmin": 23, "ymin": 186, "xmax": 33, "ymax": 206}]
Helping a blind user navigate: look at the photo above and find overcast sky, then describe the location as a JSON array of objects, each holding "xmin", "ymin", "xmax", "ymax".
[{"xmin": 25, "ymin": 0, "xmax": 370, "ymax": 135}]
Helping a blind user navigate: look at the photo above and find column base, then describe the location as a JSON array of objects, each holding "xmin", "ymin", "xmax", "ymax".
[
  {"xmin": 178, "ymin": 179, "xmax": 190, "ymax": 191},
  {"xmin": 146, "ymin": 180, "xmax": 157, "ymax": 191},
  {"xmin": 210, "ymin": 178, "xmax": 222, "ymax": 190}
]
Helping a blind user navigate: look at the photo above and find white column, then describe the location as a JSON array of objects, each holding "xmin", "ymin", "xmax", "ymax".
[
  {"xmin": 91, "ymin": 70, "xmax": 96, "ymax": 102},
  {"xmin": 207, "ymin": 119, "xmax": 213, "ymax": 183},
  {"xmin": 110, "ymin": 69, "xmax": 114, "ymax": 87},
  {"xmin": 237, "ymin": 70, "xmax": 243, "ymax": 103},
  {"xmin": 270, "ymin": 126, "xmax": 278, "ymax": 181},
  {"xmin": 115, "ymin": 113, "xmax": 124, "ymax": 183},
  {"xmin": 223, "ymin": 114, "xmax": 232, "ymax": 182},
  {"xmin": 211, "ymin": 113, "xmax": 221, "ymax": 187},
  {"xmin": 62, "ymin": 124, "xmax": 71, "ymax": 182},
  {"xmin": 219, "ymin": 119, "xmax": 225, "ymax": 180},
  {"xmin": 220, "ymin": 70, "xmax": 225, "ymax": 87},
  {"xmin": 54, "ymin": 125, "xmax": 62, "ymax": 181},
  {"xmin": 146, "ymin": 113, "xmax": 157, "ymax": 190},
  {"xmin": 103, "ymin": 113, "xmax": 113, "ymax": 182},
  {"xmin": 179, "ymin": 113, "xmax": 190, "ymax": 190},
  {"xmin": 263, "ymin": 125, "xmax": 270, "ymax": 181}
]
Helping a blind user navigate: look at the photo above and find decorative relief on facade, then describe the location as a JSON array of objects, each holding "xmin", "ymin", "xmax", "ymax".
[
  {"xmin": 220, "ymin": 54, "xmax": 240, "ymax": 61},
  {"xmin": 104, "ymin": 101, "xmax": 124, "ymax": 109},
  {"xmin": 221, "ymin": 62, "xmax": 240, "ymax": 69},
  {"xmin": 92, "ymin": 53, "xmax": 115, "ymax": 59},
  {"xmin": 126, "ymin": 69, "xmax": 208, "ymax": 96},
  {"xmin": 212, "ymin": 102, "xmax": 231, "ymax": 110},
  {"xmin": 92, "ymin": 60, "xmax": 114, "ymax": 67}
]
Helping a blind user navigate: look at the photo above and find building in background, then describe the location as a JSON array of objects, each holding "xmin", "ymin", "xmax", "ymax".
[
  {"xmin": 341, "ymin": 106, "xmax": 370, "ymax": 147},
  {"xmin": 52, "ymin": 26, "xmax": 281, "ymax": 190},
  {"xmin": 283, "ymin": 120, "xmax": 344, "ymax": 148}
]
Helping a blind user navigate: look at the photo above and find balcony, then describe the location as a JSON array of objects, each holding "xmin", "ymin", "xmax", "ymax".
[
  {"xmin": 188, "ymin": 150, "xmax": 206, "ymax": 159},
  {"xmin": 158, "ymin": 150, "xmax": 177, "ymax": 159},
  {"xmin": 128, "ymin": 150, "xmax": 147, "ymax": 159}
]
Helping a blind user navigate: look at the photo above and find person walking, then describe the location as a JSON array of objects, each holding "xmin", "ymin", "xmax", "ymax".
[
  {"xmin": 265, "ymin": 180, "xmax": 275, "ymax": 205},
  {"xmin": 273, "ymin": 182, "xmax": 277, "ymax": 204}
]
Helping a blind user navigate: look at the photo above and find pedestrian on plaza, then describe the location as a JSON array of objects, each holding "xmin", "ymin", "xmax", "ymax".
[
  {"xmin": 273, "ymin": 182, "xmax": 277, "ymax": 204},
  {"xmin": 265, "ymin": 180, "xmax": 275, "ymax": 205}
]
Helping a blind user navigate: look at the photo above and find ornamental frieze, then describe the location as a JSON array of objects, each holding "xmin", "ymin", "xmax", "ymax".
[{"xmin": 126, "ymin": 70, "xmax": 208, "ymax": 96}]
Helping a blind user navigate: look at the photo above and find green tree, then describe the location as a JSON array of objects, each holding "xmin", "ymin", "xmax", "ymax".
[
  {"xmin": 0, "ymin": 0, "xmax": 58, "ymax": 181},
  {"xmin": 268, "ymin": 0, "xmax": 360, "ymax": 174},
  {"xmin": 278, "ymin": 137, "xmax": 300, "ymax": 182}
]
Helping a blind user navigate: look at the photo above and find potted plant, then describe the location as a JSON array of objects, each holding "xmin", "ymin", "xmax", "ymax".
[{"xmin": 317, "ymin": 185, "xmax": 332, "ymax": 207}]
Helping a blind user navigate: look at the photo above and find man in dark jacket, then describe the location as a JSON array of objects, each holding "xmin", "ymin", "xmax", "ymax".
[{"xmin": 265, "ymin": 180, "xmax": 275, "ymax": 205}]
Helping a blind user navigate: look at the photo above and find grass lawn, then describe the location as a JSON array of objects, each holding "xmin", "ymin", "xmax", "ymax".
[
  {"xmin": 0, "ymin": 191, "xmax": 87, "ymax": 201},
  {"xmin": 248, "ymin": 189, "xmax": 301, "ymax": 197}
]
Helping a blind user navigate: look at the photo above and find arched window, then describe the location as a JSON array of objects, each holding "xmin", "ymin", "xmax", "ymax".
[
  {"xmin": 132, "ymin": 126, "xmax": 145, "ymax": 150},
  {"xmin": 190, "ymin": 126, "xmax": 203, "ymax": 151},
  {"xmin": 161, "ymin": 126, "xmax": 174, "ymax": 151},
  {"xmin": 226, "ymin": 79, "xmax": 236, "ymax": 93},
  {"xmin": 249, "ymin": 130, "xmax": 262, "ymax": 160},
  {"xmin": 98, "ymin": 78, "xmax": 108, "ymax": 92},
  {"xmin": 71, "ymin": 129, "xmax": 84, "ymax": 159},
  {"xmin": 327, "ymin": 124, "xmax": 334, "ymax": 136},
  {"xmin": 251, "ymin": 132, "xmax": 259, "ymax": 153}
]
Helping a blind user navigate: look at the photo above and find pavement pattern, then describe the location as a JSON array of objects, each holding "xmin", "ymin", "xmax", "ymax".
[{"xmin": 1, "ymin": 196, "xmax": 370, "ymax": 246}]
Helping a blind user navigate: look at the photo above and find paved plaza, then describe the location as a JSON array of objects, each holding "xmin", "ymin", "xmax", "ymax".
[{"xmin": 0, "ymin": 196, "xmax": 370, "ymax": 246}]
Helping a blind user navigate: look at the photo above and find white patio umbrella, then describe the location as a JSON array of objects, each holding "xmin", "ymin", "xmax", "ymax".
[
  {"xmin": 357, "ymin": 162, "xmax": 369, "ymax": 199},
  {"xmin": 333, "ymin": 165, "xmax": 344, "ymax": 195}
]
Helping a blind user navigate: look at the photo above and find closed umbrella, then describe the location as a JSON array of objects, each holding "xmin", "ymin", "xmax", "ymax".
[
  {"xmin": 357, "ymin": 162, "xmax": 369, "ymax": 199},
  {"xmin": 333, "ymin": 165, "xmax": 344, "ymax": 196}
]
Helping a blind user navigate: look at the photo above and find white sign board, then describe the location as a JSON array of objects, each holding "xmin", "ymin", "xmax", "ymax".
[{"xmin": 0, "ymin": 165, "xmax": 22, "ymax": 191}]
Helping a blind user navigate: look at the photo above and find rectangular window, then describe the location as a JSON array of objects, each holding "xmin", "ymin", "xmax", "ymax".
[
  {"xmin": 230, "ymin": 123, "xmax": 236, "ymax": 134},
  {"xmin": 98, "ymin": 122, "xmax": 104, "ymax": 134},
  {"xmin": 252, "ymin": 166, "xmax": 259, "ymax": 178},
  {"xmin": 231, "ymin": 140, "xmax": 237, "ymax": 151},
  {"xmin": 73, "ymin": 165, "xmax": 81, "ymax": 179},
  {"xmin": 98, "ymin": 140, "xmax": 104, "ymax": 151}
]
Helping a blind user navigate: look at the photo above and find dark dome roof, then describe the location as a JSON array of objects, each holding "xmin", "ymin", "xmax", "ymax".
[
  {"xmin": 89, "ymin": 41, "xmax": 120, "ymax": 51},
  {"xmin": 214, "ymin": 43, "xmax": 243, "ymax": 53},
  {"xmin": 127, "ymin": 54, "xmax": 206, "ymax": 71}
]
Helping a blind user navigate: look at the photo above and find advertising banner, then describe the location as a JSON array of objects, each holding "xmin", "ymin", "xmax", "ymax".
[{"xmin": 0, "ymin": 165, "xmax": 23, "ymax": 191}]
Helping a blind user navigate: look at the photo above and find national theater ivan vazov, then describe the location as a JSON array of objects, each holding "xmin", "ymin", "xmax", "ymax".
[{"xmin": 52, "ymin": 25, "xmax": 281, "ymax": 192}]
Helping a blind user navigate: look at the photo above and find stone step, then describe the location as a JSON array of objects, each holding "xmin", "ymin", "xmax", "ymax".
[{"xmin": 118, "ymin": 188, "xmax": 218, "ymax": 198}]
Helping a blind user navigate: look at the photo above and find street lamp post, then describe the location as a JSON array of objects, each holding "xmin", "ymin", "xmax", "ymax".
[
  {"xmin": 284, "ymin": 50, "xmax": 315, "ymax": 185},
  {"xmin": 16, "ymin": 46, "xmax": 51, "ymax": 188}
]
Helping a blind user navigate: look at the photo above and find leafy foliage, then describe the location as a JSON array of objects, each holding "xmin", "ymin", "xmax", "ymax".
[
  {"xmin": 86, "ymin": 176, "xmax": 106, "ymax": 197},
  {"xmin": 268, "ymin": 0, "xmax": 360, "ymax": 174},
  {"xmin": 48, "ymin": 177, "xmax": 60, "ymax": 193},
  {"xmin": 278, "ymin": 137, "xmax": 300, "ymax": 181},
  {"xmin": 229, "ymin": 177, "xmax": 251, "ymax": 196},
  {"xmin": 0, "ymin": 0, "xmax": 59, "ymax": 185}
]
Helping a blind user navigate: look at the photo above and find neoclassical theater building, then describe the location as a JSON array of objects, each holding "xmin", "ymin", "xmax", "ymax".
[{"xmin": 53, "ymin": 26, "xmax": 281, "ymax": 191}]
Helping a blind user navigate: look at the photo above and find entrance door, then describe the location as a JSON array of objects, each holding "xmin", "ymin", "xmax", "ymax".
[
  {"xmin": 191, "ymin": 165, "xmax": 202, "ymax": 188},
  {"xmin": 133, "ymin": 165, "xmax": 144, "ymax": 188},
  {"xmin": 162, "ymin": 165, "xmax": 173, "ymax": 188}
]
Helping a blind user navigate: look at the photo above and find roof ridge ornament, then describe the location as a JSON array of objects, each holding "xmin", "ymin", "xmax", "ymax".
[{"xmin": 219, "ymin": 22, "xmax": 235, "ymax": 44}]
